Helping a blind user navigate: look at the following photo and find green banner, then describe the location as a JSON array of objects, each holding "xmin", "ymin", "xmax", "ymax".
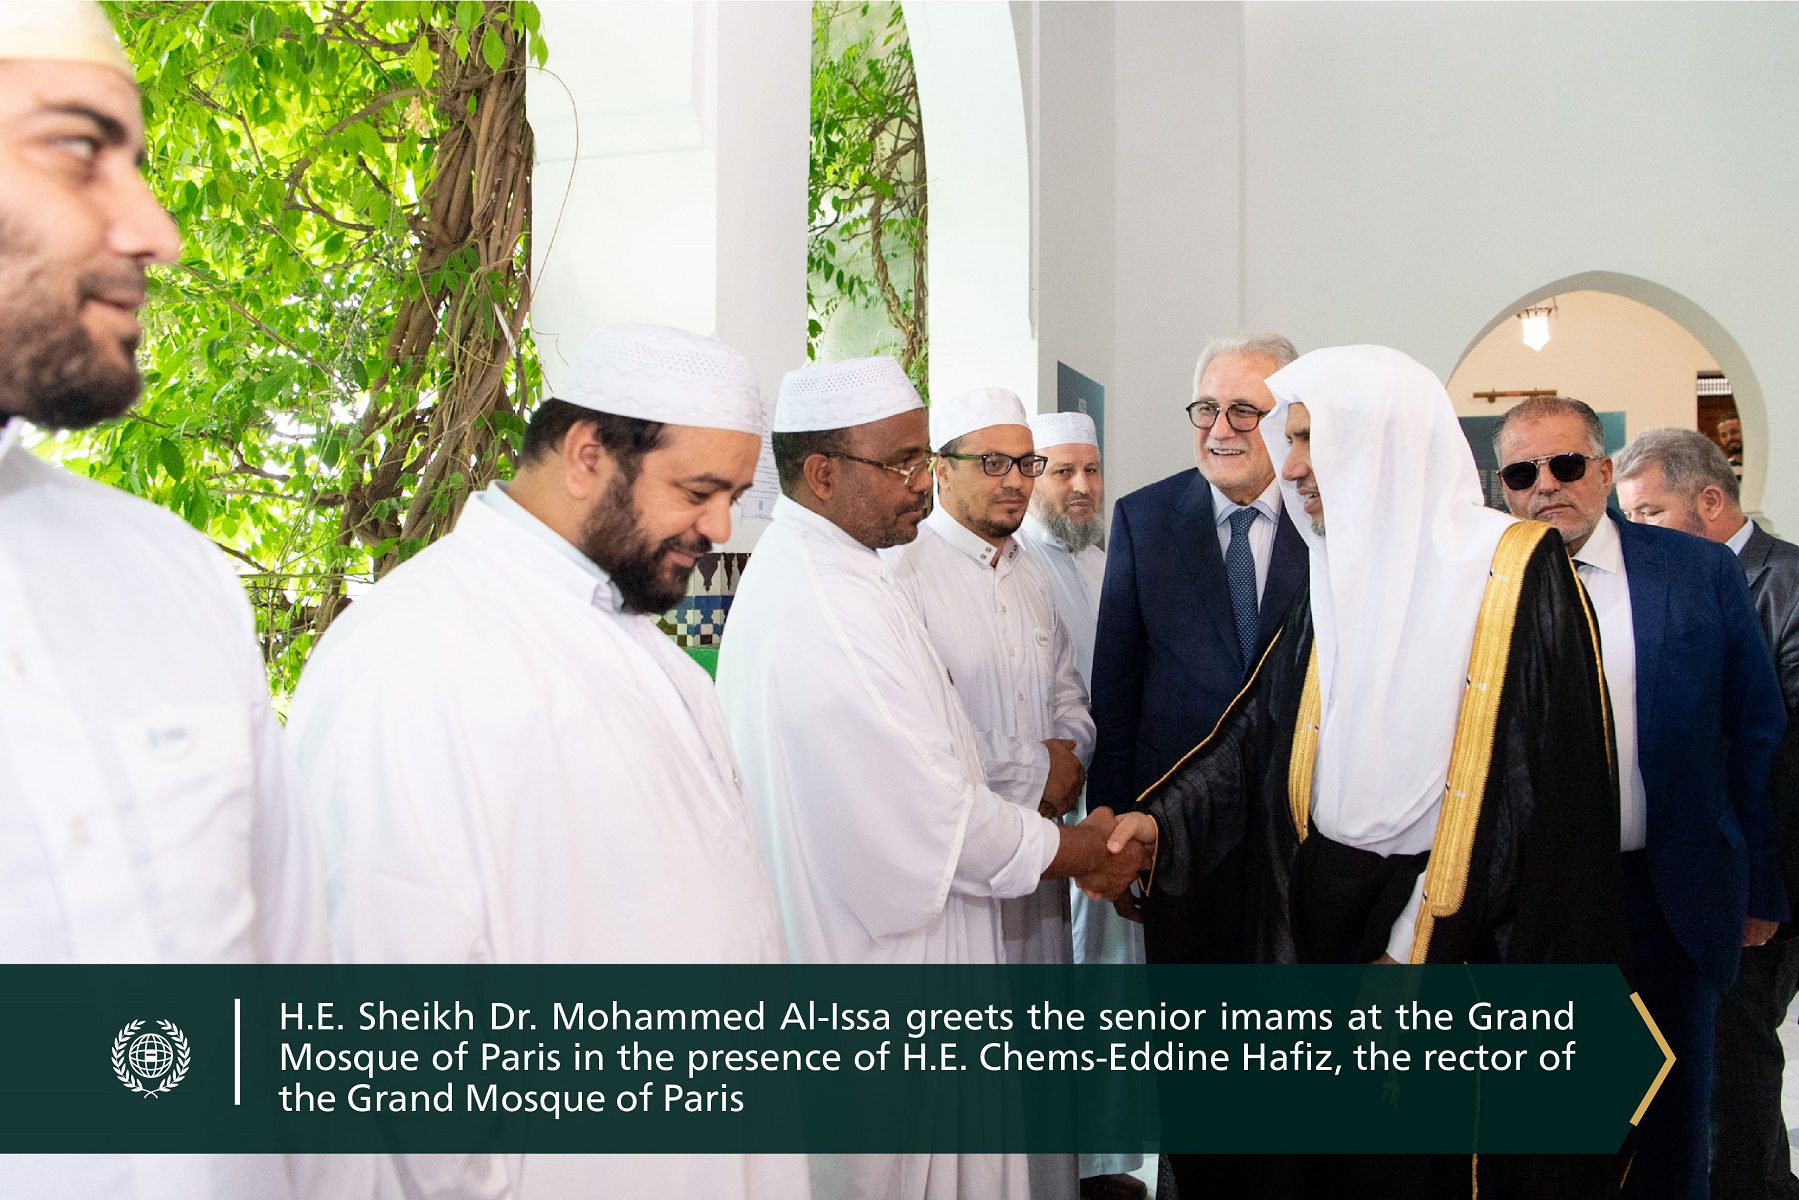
[{"xmin": 0, "ymin": 965, "xmax": 1668, "ymax": 1154}]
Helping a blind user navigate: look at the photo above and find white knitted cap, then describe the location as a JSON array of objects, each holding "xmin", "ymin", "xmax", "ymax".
[
  {"xmin": 0, "ymin": 3, "xmax": 135, "ymax": 80},
  {"xmin": 930, "ymin": 387, "xmax": 1028, "ymax": 450},
  {"xmin": 1028, "ymin": 410, "xmax": 1098, "ymax": 450},
  {"xmin": 773, "ymin": 356, "xmax": 923, "ymax": 433},
  {"xmin": 556, "ymin": 324, "xmax": 765, "ymax": 436}
]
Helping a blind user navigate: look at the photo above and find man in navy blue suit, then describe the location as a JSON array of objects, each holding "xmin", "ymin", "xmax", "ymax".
[
  {"xmin": 1498, "ymin": 397, "xmax": 1787, "ymax": 1200},
  {"xmin": 1088, "ymin": 332, "xmax": 1308, "ymax": 962}
]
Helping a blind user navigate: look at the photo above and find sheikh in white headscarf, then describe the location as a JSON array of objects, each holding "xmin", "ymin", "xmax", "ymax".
[{"xmin": 1261, "ymin": 345, "xmax": 1516, "ymax": 856}]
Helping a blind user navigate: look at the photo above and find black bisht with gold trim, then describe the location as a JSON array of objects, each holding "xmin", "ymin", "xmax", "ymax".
[{"xmin": 1138, "ymin": 519, "xmax": 1626, "ymax": 970}]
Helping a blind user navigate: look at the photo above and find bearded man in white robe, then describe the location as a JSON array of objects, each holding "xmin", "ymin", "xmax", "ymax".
[
  {"xmin": 288, "ymin": 325, "xmax": 804, "ymax": 1200},
  {"xmin": 0, "ymin": 8, "xmax": 331, "ymax": 1198},
  {"xmin": 717, "ymin": 357, "xmax": 1146, "ymax": 1200}
]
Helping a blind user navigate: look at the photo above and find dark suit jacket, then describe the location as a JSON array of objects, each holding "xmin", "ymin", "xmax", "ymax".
[
  {"xmin": 1612, "ymin": 511, "xmax": 1789, "ymax": 989},
  {"xmin": 1738, "ymin": 522, "xmax": 1799, "ymax": 928},
  {"xmin": 1089, "ymin": 468, "xmax": 1307, "ymax": 815}
]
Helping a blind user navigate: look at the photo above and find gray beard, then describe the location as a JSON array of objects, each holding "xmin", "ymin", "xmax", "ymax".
[{"xmin": 1038, "ymin": 507, "xmax": 1102, "ymax": 553}]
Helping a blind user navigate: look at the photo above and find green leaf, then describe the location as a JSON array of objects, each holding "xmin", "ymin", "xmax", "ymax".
[{"xmin": 481, "ymin": 27, "xmax": 504, "ymax": 73}]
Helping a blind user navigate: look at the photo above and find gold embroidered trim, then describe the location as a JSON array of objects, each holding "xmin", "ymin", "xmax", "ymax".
[
  {"xmin": 1408, "ymin": 520, "xmax": 1552, "ymax": 964},
  {"xmin": 1133, "ymin": 630, "xmax": 1287, "ymax": 898},
  {"xmin": 1288, "ymin": 644, "xmax": 1321, "ymax": 843}
]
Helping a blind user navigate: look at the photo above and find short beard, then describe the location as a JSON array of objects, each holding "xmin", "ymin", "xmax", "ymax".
[
  {"xmin": 1036, "ymin": 505, "xmax": 1101, "ymax": 552},
  {"xmin": 0, "ymin": 260, "xmax": 145, "ymax": 430},
  {"xmin": 579, "ymin": 470, "xmax": 708, "ymax": 615},
  {"xmin": 1309, "ymin": 515, "xmax": 1326, "ymax": 537}
]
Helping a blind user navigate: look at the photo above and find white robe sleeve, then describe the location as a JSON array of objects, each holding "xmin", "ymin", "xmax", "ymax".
[
  {"xmin": 969, "ymin": 726, "xmax": 1052, "ymax": 810},
  {"xmin": 779, "ymin": 583, "xmax": 1056, "ymax": 940},
  {"xmin": 1047, "ymin": 606, "xmax": 1096, "ymax": 765}
]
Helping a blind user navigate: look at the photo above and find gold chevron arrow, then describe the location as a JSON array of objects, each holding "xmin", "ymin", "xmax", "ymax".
[{"xmin": 1629, "ymin": 992, "xmax": 1676, "ymax": 1126}]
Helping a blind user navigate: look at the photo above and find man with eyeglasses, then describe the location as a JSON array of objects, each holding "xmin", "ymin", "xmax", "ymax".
[
  {"xmin": 718, "ymin": 358, "xmax": 1144, "ymax": 1200},
  {"xmin": 1088, "ymin": 332, "xmax": 1308, "ymax": 966},
  {"xmin": 886, "ymin": 386, "xmax": 1095, "ymax": 1200},
  {"xmin": 1098, "ymin": 347, "xmax": 1627, "ymax": 1200},
  {"xmin": 1495, "ymin": 396, "xmax": 1786, "ymax": 1200}
]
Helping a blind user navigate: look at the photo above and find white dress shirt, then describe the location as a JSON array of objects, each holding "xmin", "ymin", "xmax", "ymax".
[
  {"xmin": 1726, "ymin": 516, "xmax": 1755, "ymax": 556},
  {"xmin": 0, "ymin": 422, "xmax": 328, "ymax": 1200},
  {"xmin": 1211, "ymin": 476, "xmax": 1284, "ymax": 601},
  {"xmin": 1572, "ymin": 515, "xmax": 1648, "ymax": 852}
]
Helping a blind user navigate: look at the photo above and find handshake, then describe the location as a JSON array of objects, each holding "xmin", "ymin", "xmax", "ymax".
[{"xmin": 1059, "ymin": 807, "xmax": 1159, "ymax": 910}]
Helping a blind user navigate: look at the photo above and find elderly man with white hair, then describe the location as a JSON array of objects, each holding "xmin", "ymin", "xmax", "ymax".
[
  {"xmin": 0, "ymin": 6, "xmax": 330, "ymax": 1198},
  {"xmin": 1096, "ymin": 346, "xmax": 1627, "ymax": 1200},
  {"xmin": 289, "ymin": 324, "xmax": 804, "ymax": 1200}
]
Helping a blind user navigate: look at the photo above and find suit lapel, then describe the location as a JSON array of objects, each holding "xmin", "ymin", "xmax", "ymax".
[
  {"xmin": 1172, "ymin": 472, "xmax": 1242, "ymax": 665},
  {"xmin": 1258, "ymin": 509, "xmax": 1308, "ymax": 648},
  {"xmin": 1740, "ymin": 524, "xmax": 1773, "ymax": 590},
  {"xmin": 1616, "ymin": 512, "xmax": 1670, "ymax": 750}
]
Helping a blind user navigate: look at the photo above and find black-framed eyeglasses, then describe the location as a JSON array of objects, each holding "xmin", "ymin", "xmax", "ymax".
[
  {"xmin": 824, "ymin": 451, "xmax": 935, "ymax": 485},
  {"xmin": 1497, "ymin": 452, "xmax": 1604, "ymax": 491},
  {"xmin": 1186, "ymin": 401, "xmax": 1267, "ymax": 433},
  {"xmin": 939, "ymin": 451, "xmax": 1048, "ymax": 478}
]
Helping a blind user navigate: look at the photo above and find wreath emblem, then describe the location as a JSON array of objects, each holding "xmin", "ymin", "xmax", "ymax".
[{"xmin": 111, "ymin": 1019, "xmax": 191, "ymax": 1098}]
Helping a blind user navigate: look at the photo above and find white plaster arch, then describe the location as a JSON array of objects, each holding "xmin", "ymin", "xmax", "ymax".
[
  {"xmin": 899, "ymin": 0, "xmax": 1036, "ymax": 409},
  {"xmin": 1452, "ymin": 272, "xmax": 1768, "ymax": 514}
]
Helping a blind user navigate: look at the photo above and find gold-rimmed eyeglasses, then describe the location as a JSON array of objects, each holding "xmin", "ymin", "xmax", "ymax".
[{"xmin": 825, "ymin": 452, "xmax": 936, "ymax": 485}]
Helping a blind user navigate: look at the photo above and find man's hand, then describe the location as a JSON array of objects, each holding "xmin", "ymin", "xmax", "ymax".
[
  {"xmin": 1745, "ymin": 917, "xmax": 1780, "ymax": 947},
  {"xmin": 1076, "ymin": 830, "xmax": 1149, "ymax": 902},
  {"xmin": 1113, "ymin": 891, "xmax": 1144, "ymax": 923},
  {"xmin": 1106, "ymin": 811, "xmax": 1158, "ymax": 859},
  {"xmin": 1038, "ymin": 739, "xmax": 1086, "ymax": 820}
]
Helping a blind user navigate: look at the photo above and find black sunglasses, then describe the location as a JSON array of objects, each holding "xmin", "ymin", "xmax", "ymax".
[{"xmin": 1498, "ymin": 452, "xmax": 1603, "ymax": 492}]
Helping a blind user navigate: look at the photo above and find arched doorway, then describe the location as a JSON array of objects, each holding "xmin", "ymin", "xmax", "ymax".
[{"xmin": 1448, "ymin": 272, "xmax": 1766, "ymax": 515}]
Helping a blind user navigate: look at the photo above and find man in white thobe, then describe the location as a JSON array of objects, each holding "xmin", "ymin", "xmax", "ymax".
[
  {"xmin": 288, "ymin": 325, "xmax": 805, "ymax": 1200},
  {"xmin": 717, "ymin": 357, "xmax": 1146, "ymax": 1200},
  {"xmin": 1019, "ymin": 411, "xmax": 1147, "ymax": 1197},
  {"xmin": 0, "ymin": 9, "xmax": 330, "ymax": 1197},
  {"xmin": 889, "ymin": 388, "xmax": 1093, "ymax": 972}
]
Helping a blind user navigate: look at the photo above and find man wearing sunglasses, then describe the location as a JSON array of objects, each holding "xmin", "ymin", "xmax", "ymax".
[
  {"xmin": 1496, "ymin": 396, "xmax": 1786, "ymax": 1200},
  {"xmin": 1087, "ymin": 333, "xmax": 1309, "ymax": 961}
]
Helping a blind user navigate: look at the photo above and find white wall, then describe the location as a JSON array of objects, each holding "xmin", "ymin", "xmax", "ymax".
[
  {"xmin": 1009, "ymin": 2, "xmax": 1799, "ymax": 529},
  {"xmin": 528, "ymin": 1, "xmax": 808, "ymax": 551},
  {"xmin": 904, "ymin": 1, "xmax": 1037, "ymax": 408},
  {"xmin": 1237, "ymin": 1, "xmax": 1799, "ymax": 523}
]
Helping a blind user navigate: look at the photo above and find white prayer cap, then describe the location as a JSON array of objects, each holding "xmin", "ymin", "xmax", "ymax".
[
  {"xmin": 1028, "ymin": 410, "xmax": 1098, "ymax": 450},
  {"xmin": 773, "ymin": 356, "xmax": 922, "ymax": 433},
  {"xmin": 556, "ymin": 324, "xmax": 765, "ymax": 436},
  {"xmin": 0, "ymin": 3, "xmax": 136, "ymax": 81},
  {"xmin": 930, "ymin": 387, "xmax": 1028, "ymax": 450}
]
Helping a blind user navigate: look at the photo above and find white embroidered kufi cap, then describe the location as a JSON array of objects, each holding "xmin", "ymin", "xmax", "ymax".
[
  {"xmin": 1028, "ymin": 410, "xmax": 1098, "ymax": 450},
  {"xmin": 556, "ymin": 324, "xmax": 765, "ymax": 436},
  {"xmin": 773, "ymin": 356, "xmax": 922, "ymax": 433},
  {"xmin": 930, "ymin": 386, "xmax": 1028, "ymax": 450},
  {"xmin": 0, "ymin": 2, "xmax": 135, "ymax": 79}
]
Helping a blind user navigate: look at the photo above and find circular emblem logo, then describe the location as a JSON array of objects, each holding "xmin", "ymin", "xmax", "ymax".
[{"xmin": 112, "ymin": 1019, "xmax": 191, "ymax": 1098}]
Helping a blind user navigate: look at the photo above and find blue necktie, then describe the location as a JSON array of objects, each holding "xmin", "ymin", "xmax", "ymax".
[{"xmin": 1226, "ymin": 507, "xmax": 1259, "ymax": 669}]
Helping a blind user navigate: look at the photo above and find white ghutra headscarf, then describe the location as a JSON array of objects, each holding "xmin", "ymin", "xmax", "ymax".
[{"xmin": 1261, "ymin": 345, "xmax": 1516, "ymax": 856}]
